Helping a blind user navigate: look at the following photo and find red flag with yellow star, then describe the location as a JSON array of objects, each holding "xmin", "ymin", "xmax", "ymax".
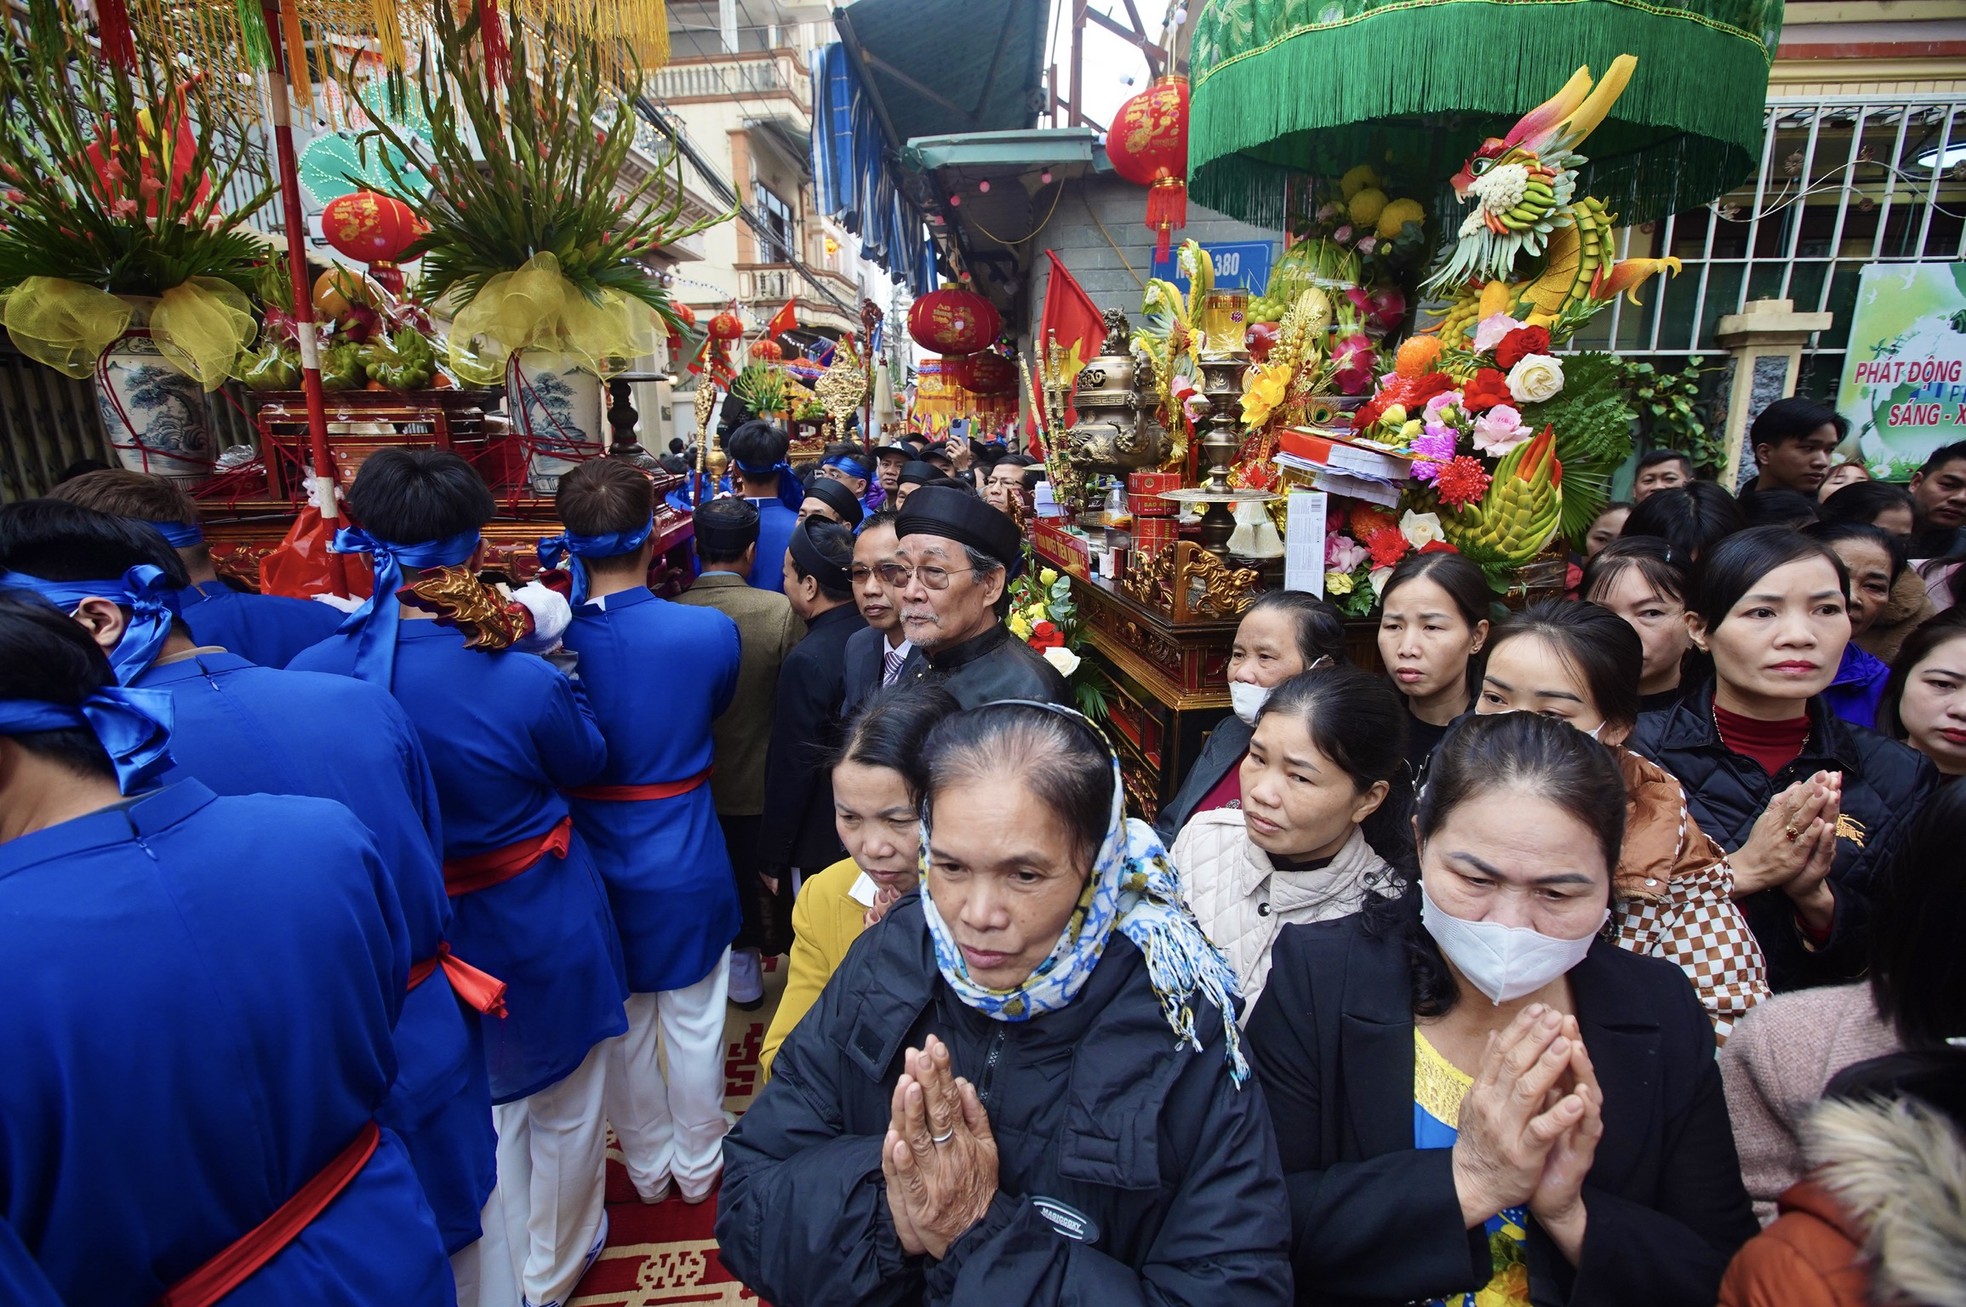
[{"xmin": 1029, "ymin": 250, "xmax": 1106, "ymax": 451}]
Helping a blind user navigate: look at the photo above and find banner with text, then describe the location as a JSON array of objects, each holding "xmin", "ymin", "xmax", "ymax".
[{"xmin": 1837, "ymin": 261, "xmax": 1966, "ymax": 476}]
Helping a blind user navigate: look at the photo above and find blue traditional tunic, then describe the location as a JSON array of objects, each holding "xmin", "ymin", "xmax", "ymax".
[
  {"xmin": 0, "ymin": 782, "xmax": 454, "ymax": 1305},
  {"xmin": 562, "ymin": 587, "xmax": 743, "ymax": 993},
  {"xmin": 132, "ymin": 650, "xmax": 495, "ymax": 1251},
  {"xmin": 0, "ymin": 1220, "xmax": 60, "ymax": 1307},
  {"xmin": 175, "ymin": 579, "xmax": 346, "ymax": 668},
  {"xmin": 293, "ymin": 621, "xmax": 629, "ymax": 1102},
  {"xmin": 1414, "ymin": 1031, "xmax": 1531, "ymax": 1307},
  {"xmin": 746, "ymin": 497, "xmax": 799, "ymax": 593}
]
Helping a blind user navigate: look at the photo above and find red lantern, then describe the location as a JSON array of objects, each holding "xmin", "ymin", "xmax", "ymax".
[
  {"xmin": 907, "ymin": 286, "xmax": 1001, "ymax": 356},
  {"xmin": 322, "ymin": 191, "xmax": 423, "ymax": 264},
  {"xmin": 707, "ymin": 310, "xmax": 745, "ymax": 342},
  {"xmin": 959, "ymin": 352, "xmax": 1016, "ymax": 396},
  {"xmin": 1106, "ymin": 74, "xmax": 1189, "ymax": 260},
  {"xmin": 748, "ymin": 339, "xmax": 784, "ymax": 361}
]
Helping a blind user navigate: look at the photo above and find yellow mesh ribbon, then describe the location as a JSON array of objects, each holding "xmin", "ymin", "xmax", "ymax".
[
  {"xmin": 447, "ymin": 252, "xmax": 658, "ymax": 384},
  {"xmin": 0, "ymin": 278, "xmax": 136, "ymax": 379},
  {"xmin": 151, "ymin": 278, "xmax": 258, "ymax": 391}
]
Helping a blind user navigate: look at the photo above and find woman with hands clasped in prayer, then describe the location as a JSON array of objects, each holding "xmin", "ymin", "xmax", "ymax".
[
  {"xmin": 717, "ymin": 701, "xmax": 1292, "ymax": 1306},
  {"xmin": 1628, "ymin": 527, "xmax": 1937, "ymax": 991},
  {"xmin": 1246, "ymin": 712, "xmax": 1757, "ymax": 1307}
]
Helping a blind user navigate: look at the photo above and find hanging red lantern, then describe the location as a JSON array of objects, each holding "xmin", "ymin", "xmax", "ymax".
[
  {"xmin": 1106, "ymin": 74, "xmax": 1189, "ymax": 261},
  {"xmin": 322, "ymin": 191, "xmax": 424, "ymax": 264},
  {"xmin": 322, "ymin": 191, "xmax": 424, "ymax": 295},
  {"xmin": 748, "ymin": 339, "xmax": 784, "ymax": 361},
  {"xmin": 664, "ymin": 300, "xmax": 697, "ymax": 358},
  {"xmin": 959, "ymin": 351, "xmax": 1017, "ymax": 396},
  {"xmin": 907, "ymin": 285, "xmax": 1001, "ymax": 356},
  {"xmin": 707, "ymin": 310, "xmax": 745, "ymax": 342}
]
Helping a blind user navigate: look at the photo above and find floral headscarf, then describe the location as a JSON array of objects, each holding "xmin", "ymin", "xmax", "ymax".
[{"xmin": 918, "ymin": 704, "xmax": 1249, "ymax": 1084}]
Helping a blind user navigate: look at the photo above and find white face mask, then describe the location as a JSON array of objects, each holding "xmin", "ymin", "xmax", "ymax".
[
  {"xmin": 1230, "ymin": 680, "xmax": 1272, "ymax": 725},
  {"xmin": 1420, "ymin": 886, "xmax": 1607, "ymax": 1005}
]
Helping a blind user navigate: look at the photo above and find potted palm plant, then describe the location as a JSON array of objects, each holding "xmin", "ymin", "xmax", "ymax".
[
  {"xmin": 362, "ymin": 2, "xmax": 724, "ymax": 492},
  {"xmin": 0, "ymin": 0, "xmax": 273, "ymax": 483}
]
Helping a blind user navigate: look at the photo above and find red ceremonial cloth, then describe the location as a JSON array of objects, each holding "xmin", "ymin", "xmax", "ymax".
[
  {"xmin": 441, "ymin": 816, "xmax": 572, "ymax": 898},
  {"xmin": 153, "ymin": 1123, "xmax": 380, "ymax": 1307}
]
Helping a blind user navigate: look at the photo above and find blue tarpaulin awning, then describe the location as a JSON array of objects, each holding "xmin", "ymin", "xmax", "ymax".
[{"xmin": 812, "ymin": 42, "xmax": 938, "ymax": 297}]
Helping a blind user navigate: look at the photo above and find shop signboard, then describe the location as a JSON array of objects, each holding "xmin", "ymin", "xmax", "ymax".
[
  {"xmin": 1838, "ymin": 261, "xmax": 1966, "ymax": 477},
  {"xmin": 1147, "ymin": 239, "xmax": 1274, "ymax": 294}
]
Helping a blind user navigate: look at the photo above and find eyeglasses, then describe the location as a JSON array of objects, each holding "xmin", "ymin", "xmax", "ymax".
[{"xmin": 876, "ymin": 561, "xmax": 977, "ymax": 590}]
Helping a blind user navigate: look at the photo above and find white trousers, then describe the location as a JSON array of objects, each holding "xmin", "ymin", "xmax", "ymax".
[
  {"xmin": 602, "ymin": 947, "xmax": 732, "ymax": 1201},
  {"xmin": 449, "ymin": 1183, "xmax": 519, "ymax": 1307},
  {"xmin": 492, "ymin": 1042, "xmax": 611, "ymax": 1307}
]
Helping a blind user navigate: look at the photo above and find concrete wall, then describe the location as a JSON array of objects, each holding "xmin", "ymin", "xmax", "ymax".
[{"xmin": 1019, "ymin": 174, "xmax": 1281, "ymax": 340}]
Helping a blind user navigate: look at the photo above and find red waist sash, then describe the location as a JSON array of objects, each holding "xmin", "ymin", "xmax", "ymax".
[
  {"xmin": 407, "ymin": 941, "xmax": 509, "ymax": 1018},
  {"xmin": 153, "ymin": 1121, "xmax": 380, "ymax": 1307},
  {"xmin": 562, "ymin": 765, "xmax": 713, "ymax": 803},
  {"xmin": 441, "ymin": 816, "xmax": 573, "ymax": 898}
]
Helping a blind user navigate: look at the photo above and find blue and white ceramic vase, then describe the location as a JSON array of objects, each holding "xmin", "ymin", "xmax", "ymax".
[
  {"xmin": 94, "ymin": 299, "xmax": 215, "ymax": 486},
  {"xmin": 510, "ymin": 348, "xmax": 603, "ymax": 495}
]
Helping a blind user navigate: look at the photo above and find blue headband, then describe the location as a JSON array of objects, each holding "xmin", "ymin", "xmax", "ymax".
[
  {"xmin": 822, "ymin": 453, "xmax": 872, "ymax": 482},
  {"xmin": 733, "ymin": 459, "xmax": 805, "ymax": 512},
  {"xmin": 0, "ymin": 686, "xmax": 175, "ymax": 794},
  {"xmin": 151, "ymin": 521, "xmax": 203, "ymax": 548},
  {"xmin": 328, "ymin": 527, "xmax": 481, "ymax": 687},
  {"xmin": 537, "ymin": 514, "xmax": 656, "ymax": 607},
  {"xmin": 2, "ymin": 566, "xmax": 177, "ymax": 685}
]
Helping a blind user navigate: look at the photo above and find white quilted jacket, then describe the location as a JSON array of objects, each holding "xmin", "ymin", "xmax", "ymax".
[{"xmin": 1170, "ymin": 811, "xmax": 1396, "ymax": 1022}]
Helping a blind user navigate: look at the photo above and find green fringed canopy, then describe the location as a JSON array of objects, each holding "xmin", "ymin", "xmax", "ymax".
[{"xmin": 1187, "ymin": 0, "xmax": 1783, "ymax": 229}]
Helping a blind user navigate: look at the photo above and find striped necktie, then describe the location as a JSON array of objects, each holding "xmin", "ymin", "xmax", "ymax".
[{"xmin": 881, "ymin": 647, "xmax": 905, "ymax": 685}]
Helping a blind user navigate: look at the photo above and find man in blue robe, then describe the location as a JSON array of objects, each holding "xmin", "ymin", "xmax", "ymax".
[
  {"xmin": 727, "ymin": 420, "xmax": 802, "ymax": 592},
  {"xmin": 546, "ymin": 459, "xmax": 743, "ymax": 1204},
  {"xmin": 0, "ymin": 592, "xmax": 454, "ymax": 1306},
  {"xmin": 289, "ymin": 447, "xmax": 627, "ymax": 1307},
  {"xmin": 0, "ymin": 499, "xmax": 509, "ymax": 1301},
  {"xmin": 52, "ymin": 468, "xmax": 342, "ymax": 666}
]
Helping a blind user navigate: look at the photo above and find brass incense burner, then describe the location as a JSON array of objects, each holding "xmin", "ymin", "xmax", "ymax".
[{"xmin": 1063, "ymin": 309, "xmax": 1170, "ymax": 474}]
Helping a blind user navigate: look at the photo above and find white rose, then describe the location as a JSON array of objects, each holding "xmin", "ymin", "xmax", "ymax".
[
  {"xmin": 1505, "ymin": 353, "xmax": 1565, "ymax": 405},
  {"xmin": 1042, "ymin": 646, "xmax": 1082, "ymax": 678},
  {"xmin": 1399, "ymin": 510, "xmax": 1445, "ymax": 550}
]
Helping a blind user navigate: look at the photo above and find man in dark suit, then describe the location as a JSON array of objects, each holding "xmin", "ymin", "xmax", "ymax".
[
  {"xmin": 674, "ymin": 499, "xmax": 803, "ymax": 1006},
  {"xmin": 841, "ymin": 510, "xmax": 923, "ymax": 713},
  {"xmin": 758, "ymin": 518, "xmax": 865, "ymax": 897}
]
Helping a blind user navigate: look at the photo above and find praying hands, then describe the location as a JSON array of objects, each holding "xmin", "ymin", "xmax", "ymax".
[{"xmin": 881, "ymin": 1034, "xmax": 999, "ymax": 1260}]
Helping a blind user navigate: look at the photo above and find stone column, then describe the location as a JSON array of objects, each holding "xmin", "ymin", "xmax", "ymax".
[{"xmin": 1715, "ymin": 298, "xmax": 1835, "ymax": 492}]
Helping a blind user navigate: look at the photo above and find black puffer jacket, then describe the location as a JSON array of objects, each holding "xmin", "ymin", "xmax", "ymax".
[
  {"xmin": 716, "ymin": 896, "xmax": 1293, "ymax": 1306},
  {"xmin": 1628, "ymin": 682, "xmax": 1937, "ymax": 992}
]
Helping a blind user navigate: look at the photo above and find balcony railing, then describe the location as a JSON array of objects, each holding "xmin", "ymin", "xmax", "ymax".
[{"xmin": 648, "ymin": 51, "xmax": 809, "ymax": 116}]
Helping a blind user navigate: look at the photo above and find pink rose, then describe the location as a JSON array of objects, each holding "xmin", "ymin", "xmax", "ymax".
[
  {"xmin": 1326, "ymin": 532, "xmax": 1370, "ymax": 572},
  {"xmin": 1473, "ymin": 312, "xmax": 1524, "ymax": 353},
  {"xmin": 1471, "ymin": 403, "xmax": 1528, "ymax": 457}
]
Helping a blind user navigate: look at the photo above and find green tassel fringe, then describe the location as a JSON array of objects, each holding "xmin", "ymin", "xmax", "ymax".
[
  {"xmin": 1190, "ymin": 0, "xmax": 1774, "ymax": 228},
  {"xmin": 237, "ymin": 0, "xmax": 275, "ymax": 70}
]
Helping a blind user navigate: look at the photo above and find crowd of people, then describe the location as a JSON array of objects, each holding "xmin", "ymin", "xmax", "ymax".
[{"xmin": 1, "ymin": 398, "xmax": 1962, "ymax": 1307}]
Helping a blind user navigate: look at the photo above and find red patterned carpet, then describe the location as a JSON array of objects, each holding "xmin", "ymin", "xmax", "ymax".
[{"xmin": 569, "ymin": 957, "xmax": 782, "ymax": 1306}]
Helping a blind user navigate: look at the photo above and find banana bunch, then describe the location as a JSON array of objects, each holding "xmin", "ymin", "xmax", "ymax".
[
  {"xmin": 1440, "ymin": 425, "xmax": 1564, "ymax": 573},
  {"xmin": 1499, "ymin": 172, "xmax": 1560, "ymax": 232}
]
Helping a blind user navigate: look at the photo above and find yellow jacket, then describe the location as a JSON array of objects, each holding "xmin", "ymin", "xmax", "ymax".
[{"xmin": 759, "ymin": 857, "xmax": 877, "ymax": 1081}]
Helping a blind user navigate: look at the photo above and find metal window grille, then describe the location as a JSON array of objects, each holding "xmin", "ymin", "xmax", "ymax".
[{"xmin": 1569, "ymin": 94, "xmax": 1966, "ymax": 399}]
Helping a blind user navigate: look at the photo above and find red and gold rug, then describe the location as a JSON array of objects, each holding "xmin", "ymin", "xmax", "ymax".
[{"xmin": 570, "ymin": 957, "xmax": 782, "ymax": 1306}]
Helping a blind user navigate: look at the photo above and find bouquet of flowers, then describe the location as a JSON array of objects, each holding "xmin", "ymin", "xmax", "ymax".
[
  {"xmin": 1321, "ymin": 503, "xmax": 1460, "ymax": 618},
  {"xmin": 1349, "ymin": 288, "xmax": 1638, "ymax": 578},
  {"xmin": 1008, "ymin": 551, "xmax": 1108, "ymax": 718}
]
